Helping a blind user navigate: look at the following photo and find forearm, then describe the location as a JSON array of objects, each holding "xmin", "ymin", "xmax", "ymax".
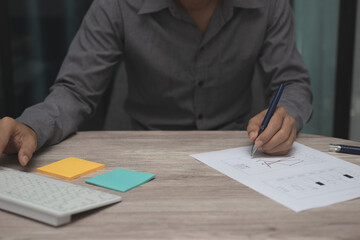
[
  {"xmin": 17, "ymin": 86, "xmax": 93, "ymax": 149},
  {"xmin": 277, "ymin": 79, "xmax": 313, "ymax": 132},
  {"xmin": 260, "ymin": 0, "xmax": 313, "ymax": 132},
  {"xmin": 17, "ymin": 0, "xmax": 124, "ymax": 149}
]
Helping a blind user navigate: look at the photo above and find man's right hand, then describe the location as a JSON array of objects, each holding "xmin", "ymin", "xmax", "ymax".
[{"xmin": 0, "ymin": 117, "xmax": 37, "ymax": 166}]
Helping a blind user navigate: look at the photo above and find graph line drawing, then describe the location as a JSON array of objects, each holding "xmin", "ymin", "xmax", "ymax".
[
  {"xmin": 221, "ymin": 154, "xmax": 323, "ymax": 175},
  {"xmin": 256, "ymin": 157, "xmax": 304, "ymax": 168}
]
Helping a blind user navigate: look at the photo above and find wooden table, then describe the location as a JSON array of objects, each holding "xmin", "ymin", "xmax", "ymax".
[{"xmin": 1, "ymin": 131, "xmax": 360, "ymax": 239}]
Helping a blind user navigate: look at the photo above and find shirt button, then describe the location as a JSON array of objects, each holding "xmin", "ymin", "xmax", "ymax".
[
  {"xmin": 198, "ymin": 113, "xmax": 203, "ymax": 120},
  {"xmin": 198, "ymin": 81, "xmax": 204, "ymax": 87}
]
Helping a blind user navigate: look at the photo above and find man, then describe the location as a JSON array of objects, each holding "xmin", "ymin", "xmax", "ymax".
[{"xmin": 0, "ymin": 0, "xmax": 313, "ymax": 166}]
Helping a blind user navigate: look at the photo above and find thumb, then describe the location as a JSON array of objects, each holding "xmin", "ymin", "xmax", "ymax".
[{"xmin": 18, "ymin": 134, "xmax": 37, "ymax": 166}]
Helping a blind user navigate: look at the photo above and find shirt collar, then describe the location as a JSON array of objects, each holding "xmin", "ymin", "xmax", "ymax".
[
  {"xmin": 138, "ymin": 0, "xmax": 171, "ymax": 14},
  {"xmin": 232, "ymin": 0, "xmax": 265, "ymax": 9},
  {"xmin": 138, "ymin": 0, "xmax": 265, "ymax": 15}
]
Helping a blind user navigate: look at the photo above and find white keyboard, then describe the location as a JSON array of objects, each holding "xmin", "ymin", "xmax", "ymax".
[{"xmin": 0, "ymin": 166, "xmax": 122, "ymax": 226}]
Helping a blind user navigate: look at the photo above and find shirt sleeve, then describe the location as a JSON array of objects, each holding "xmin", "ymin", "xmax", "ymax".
[
  {"xmin": 258, "ymin": 0, "xmax": 313, "ymax": 132},
  {"xmin": 17, "ymin": 0, "xmax": 124, "ymax": 149}
]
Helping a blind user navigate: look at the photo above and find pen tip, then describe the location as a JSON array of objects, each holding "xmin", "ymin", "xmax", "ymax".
[{"xmin": 251, "ymin": 145, "xmax": 257, "ymax": 157}]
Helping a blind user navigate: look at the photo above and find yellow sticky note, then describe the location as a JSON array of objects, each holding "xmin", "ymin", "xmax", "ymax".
[{"xmin": 37, "ymin": 157, "xmax": 105, "ymax": 180}]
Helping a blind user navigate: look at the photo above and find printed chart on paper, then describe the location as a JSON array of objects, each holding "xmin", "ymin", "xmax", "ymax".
[{"xmin": 191, "ymin": 142, "xmax": 360, "ymax": 212}]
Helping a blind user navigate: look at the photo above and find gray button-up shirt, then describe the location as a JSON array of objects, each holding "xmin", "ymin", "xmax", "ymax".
[{"xmin": 18, "ymin": 0, "xmax": 313, "ymax": 149}]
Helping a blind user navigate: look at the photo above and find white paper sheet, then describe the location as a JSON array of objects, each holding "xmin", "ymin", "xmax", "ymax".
[{"xmin": 191, "ymin": 142, "xmax": 360, "ymax": 212}]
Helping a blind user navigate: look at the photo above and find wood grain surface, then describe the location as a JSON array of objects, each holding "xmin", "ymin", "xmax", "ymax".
[{"xmin": 0, "ymin": 131, "xmax": 359, "ymax": 240}]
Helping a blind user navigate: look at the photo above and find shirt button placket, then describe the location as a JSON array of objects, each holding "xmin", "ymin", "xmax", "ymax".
[{"xmin": 194, "ymin": 45, "xmax": 206, "ymax": 129}]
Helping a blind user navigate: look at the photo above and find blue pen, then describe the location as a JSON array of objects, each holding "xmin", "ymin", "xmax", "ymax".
[
  {"xmin": 329, "ymin": 144, "xmax": 360, "ymax": 155},
  {"xmin": 251, "ymin": 83, "xmax": 285, "ymax": 156}
]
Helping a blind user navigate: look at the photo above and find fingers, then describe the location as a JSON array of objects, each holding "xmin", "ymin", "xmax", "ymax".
[
  {"xmin": 247, "ymin": 107, "xmax": 297, "ymax": 156},
  {"xmin": 261, "ymin": 119, "xmax": 296, "ymax": 155},
  {"xmin": 0, "ymin": 117, "xmax": 37, "ymax": 166},
  {"xmin": 18, "ymin": 133, "xmax": 37, "ymax": 166},
  {"xmin": 247, "ymin": 109, "xmax": 267, "ymax": 142},
  {"xmin": 0, "ymin": 117, "xmax": 16, "ymax": 155}
]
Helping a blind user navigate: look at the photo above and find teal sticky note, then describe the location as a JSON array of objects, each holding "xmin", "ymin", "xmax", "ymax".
[{"xmin": 85, "ymin": 168, "xmax": 155, "ymax": 192}]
